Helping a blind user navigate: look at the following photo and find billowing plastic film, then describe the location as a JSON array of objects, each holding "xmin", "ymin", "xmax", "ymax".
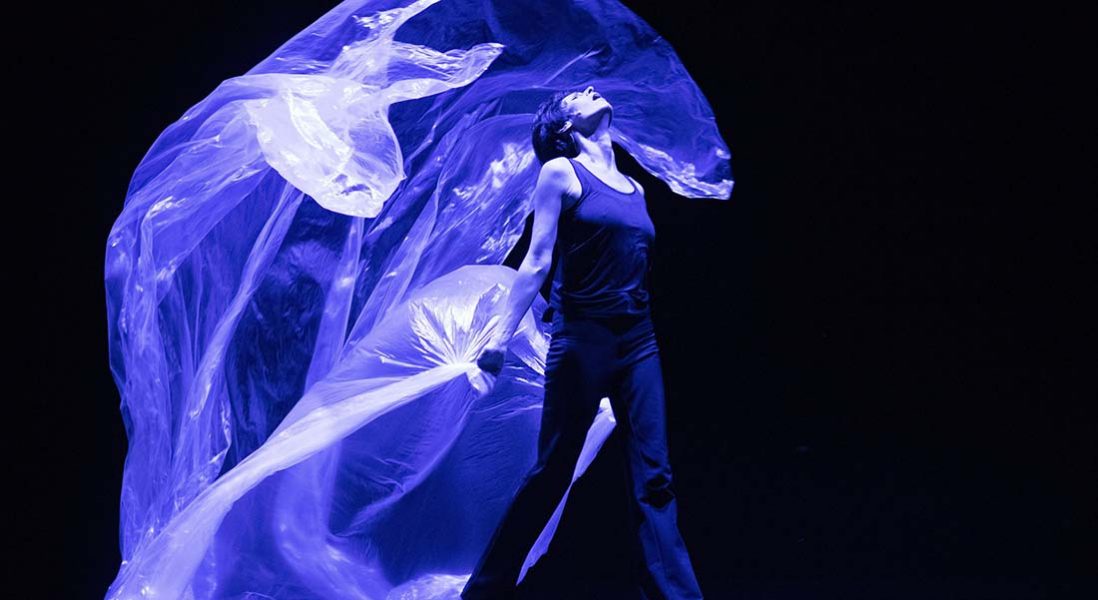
[{"xmin": 103, "ymin": 0, "xmax": 732, "ymax": 598}]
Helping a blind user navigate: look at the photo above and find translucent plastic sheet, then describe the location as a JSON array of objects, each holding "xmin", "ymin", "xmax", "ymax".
[{"xmin": 103, "ymin": 1, "xmax": 731, "ymax": 598}]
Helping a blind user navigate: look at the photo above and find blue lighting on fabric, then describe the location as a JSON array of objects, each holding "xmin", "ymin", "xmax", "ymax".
[{"xmin": 103, "ymin": 1, "xmax": 731, "ymax": 597}]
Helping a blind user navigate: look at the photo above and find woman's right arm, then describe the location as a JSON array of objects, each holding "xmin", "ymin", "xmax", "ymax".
[{"xmin": 476, "ymin": 158, "xmax": 572, "ymax": 375}]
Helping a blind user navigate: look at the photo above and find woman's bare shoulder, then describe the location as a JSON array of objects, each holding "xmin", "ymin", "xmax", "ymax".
[
  {"xmin": 540, "ymin": 156, "xmax": 575, "ymax": 179},
  {"xmin": 539, "ymin": 157, "xmax": 582, "ymax": 204}
]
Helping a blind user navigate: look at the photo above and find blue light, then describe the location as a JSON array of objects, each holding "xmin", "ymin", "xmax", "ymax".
[{"xmin": 104, "ymin": 1, "xmax": 731, "ymax": 597}]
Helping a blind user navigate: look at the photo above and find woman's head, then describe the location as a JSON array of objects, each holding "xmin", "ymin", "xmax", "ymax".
[{"xmin": 531, "ymin": 85, "xmax": 613, "ymax": 163}]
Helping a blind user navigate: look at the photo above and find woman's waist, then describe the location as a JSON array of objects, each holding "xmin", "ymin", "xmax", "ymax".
[
  {"xmin": 549, "ymin": 285, "xmax": 650, "ymax": 309},
  {"xmin": 546, "ymin": 303, "xmax": 652, "ymax": 336},
  {"xmin": 544, "ymin": 297, "xmax": 650, "ymax": 321}
]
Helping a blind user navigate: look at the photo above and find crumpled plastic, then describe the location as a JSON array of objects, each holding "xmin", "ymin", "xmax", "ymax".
[{"xmin": 103, "ymin": 1, "xmax": 732, "ymax": 598}]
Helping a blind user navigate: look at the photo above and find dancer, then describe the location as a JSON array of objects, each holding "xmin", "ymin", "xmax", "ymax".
[
  {"xmin": 104, "ymin": 2, "xmax": 732, "ymax": 597},
  {"xmin": 462, "ymin": 86, "xmax": 705, "ymax": 600}
]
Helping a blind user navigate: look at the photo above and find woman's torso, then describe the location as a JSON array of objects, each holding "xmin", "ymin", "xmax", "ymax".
[{"xmin": 545, "ymin": 157, "xmax": 656, "ymax": 322}]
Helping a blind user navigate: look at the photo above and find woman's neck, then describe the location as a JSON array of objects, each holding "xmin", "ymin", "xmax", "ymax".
[{"xmin": 573, "ymin": 115, "xmax": 616, "ymax": 170}]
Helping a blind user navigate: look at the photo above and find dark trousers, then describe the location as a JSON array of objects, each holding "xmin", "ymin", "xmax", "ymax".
[{"xmin": 462, "ymin": 311, "xmax": 704, "ymax": 600}]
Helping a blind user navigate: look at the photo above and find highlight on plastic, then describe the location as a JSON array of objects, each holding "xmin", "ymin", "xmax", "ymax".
[{"xmin": 103, "ymin": 1, "xmax": 731, "ymax": 597}]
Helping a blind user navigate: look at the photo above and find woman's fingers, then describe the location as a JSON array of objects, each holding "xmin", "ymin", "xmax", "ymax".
[{"xmin": 477, "ymin": 348, "xmax": 505, "ymax": 376}]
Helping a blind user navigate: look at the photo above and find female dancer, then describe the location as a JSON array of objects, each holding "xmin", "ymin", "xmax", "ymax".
[{"xmin": 462, "ymin": 85, "xmax": 705, "ymax": 600}]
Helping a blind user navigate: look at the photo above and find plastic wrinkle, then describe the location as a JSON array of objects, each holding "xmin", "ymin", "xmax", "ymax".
[{"xmin": 103, "ymin": 1, "xmax": 731, "ymax": 598}]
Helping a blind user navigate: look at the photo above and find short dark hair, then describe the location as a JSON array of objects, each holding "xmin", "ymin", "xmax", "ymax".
[{"xmin": 531, "ymin": 90, "xmax": 579, "ymax": 164}]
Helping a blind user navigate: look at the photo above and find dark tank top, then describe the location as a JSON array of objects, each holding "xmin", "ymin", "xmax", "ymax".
[{"xmin": 544, "ymin": 157, "xmax": 656, "ymax": 322}]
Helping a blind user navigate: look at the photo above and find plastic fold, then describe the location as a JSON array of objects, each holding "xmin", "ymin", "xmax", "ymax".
[{"xmin": 103, "ymin": 1, "xmax": 731, "ymax": 598}]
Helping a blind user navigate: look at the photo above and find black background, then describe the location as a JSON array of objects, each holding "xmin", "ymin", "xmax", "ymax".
[{"xmin": 20, "ymin": 1, "xmax": 1093, "ymax": 598}]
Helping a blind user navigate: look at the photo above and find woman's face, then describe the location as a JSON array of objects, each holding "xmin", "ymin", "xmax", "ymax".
[{"xmin": 560, "ymin": 85, "xmax": 612, "ymax": 131}]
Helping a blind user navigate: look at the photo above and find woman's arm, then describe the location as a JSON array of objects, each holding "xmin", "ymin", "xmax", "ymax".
[{"xmin": 477, "ymin": 158, "xmax": 572, "ymax": 375}]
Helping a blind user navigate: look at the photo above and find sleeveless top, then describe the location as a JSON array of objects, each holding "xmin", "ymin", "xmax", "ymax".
[{"xmin": 544, "ymin": 157, "xmax": 656, "ymax": 321}]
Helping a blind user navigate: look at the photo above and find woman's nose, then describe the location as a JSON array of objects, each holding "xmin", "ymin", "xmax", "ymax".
[{"xmin": 584, "ymin": 85, "xmax": 594, "ymax": 96}]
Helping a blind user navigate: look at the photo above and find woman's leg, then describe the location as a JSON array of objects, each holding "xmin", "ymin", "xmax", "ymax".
[
  {"xmin": 462, "ymin": 320, "xmax": 614, "ymax": 599},
  {"xmin": 610, "ymin": 324, "xmax": 705, "ymax": 600}
]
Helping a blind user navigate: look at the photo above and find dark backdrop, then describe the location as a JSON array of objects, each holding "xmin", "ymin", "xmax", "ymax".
[{"xmin": 20, "ymin": 1, "xmax": 1093, "ymax": 598}]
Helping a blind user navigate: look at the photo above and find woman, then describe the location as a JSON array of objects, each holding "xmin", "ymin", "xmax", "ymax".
[
  {"xmin": 104, "ymin": 1, "xmax": 732, "ymax": 596},
  {"xmin": 462, "ymin": 86, "xmax": 705, "ymax": 600}
]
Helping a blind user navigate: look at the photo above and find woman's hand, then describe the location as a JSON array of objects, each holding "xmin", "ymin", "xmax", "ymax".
[
  {"xmin": 476, "ymin": 339, "xmax": 508, "ymax": 377},
  {"xmin": 468, "ymin": 339, "xmax": 506, "ymax": 397}
]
